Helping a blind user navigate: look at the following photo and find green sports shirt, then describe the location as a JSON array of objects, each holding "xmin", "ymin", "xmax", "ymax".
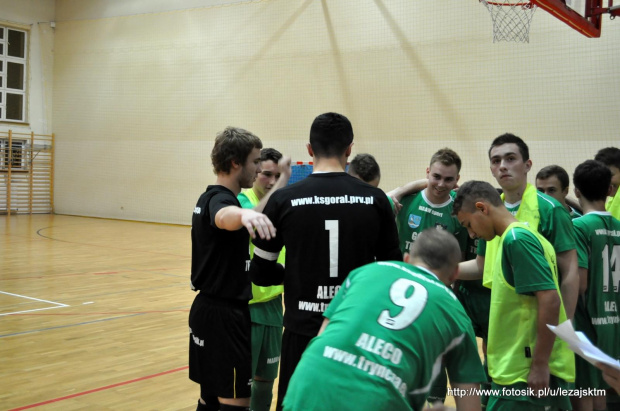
[
  {"xmin": 396, "ymin": 190, "xmax": 467, "ymax": 257},
  {"xmin": 573, "ymin": 211, "xmax": 620, "ymax": 389},
  {"xmin": 283, "ymin": 261, "xmax": 486, "ymax": 411},
  {"xmin": 568, "ymin": 206, "xmax": 582, "ymax": 220},
  {"xmin": 487, "ymin": 224, "xmax": 574, "ymax": 409}
]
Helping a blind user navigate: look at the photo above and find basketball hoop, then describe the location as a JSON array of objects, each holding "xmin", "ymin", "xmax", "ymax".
[{"xmin": 481, "ymin": 0, "xmax": 538, "ymax": 42}]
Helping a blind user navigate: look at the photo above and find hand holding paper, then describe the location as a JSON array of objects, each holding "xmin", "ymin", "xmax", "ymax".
[{"xmin": 547, "ymin": 320, "xmax": 620, "ymax": 370}]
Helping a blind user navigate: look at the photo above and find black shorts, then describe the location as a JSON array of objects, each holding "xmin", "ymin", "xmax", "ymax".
[
  {"xmin": 275, "ymin": 329, "xmax": 314, "ymax": 410},
  {"xmin": 189, "ymin": 293, "xmax": 252, "ymax": 399}
]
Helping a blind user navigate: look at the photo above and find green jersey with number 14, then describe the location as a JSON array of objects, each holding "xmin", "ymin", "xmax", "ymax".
[
  {"xmin": 283, "ymin": 261, "xmax": 486, "ymax": 411},
  {"xmin": 573, "ymin": 212, "xmax": 620, "ymax": 368}
]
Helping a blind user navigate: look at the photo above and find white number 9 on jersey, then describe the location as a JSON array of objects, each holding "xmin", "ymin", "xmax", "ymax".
[{"xmin": 377, "ymin": 278, "xmax": 428, "ymax": 330}]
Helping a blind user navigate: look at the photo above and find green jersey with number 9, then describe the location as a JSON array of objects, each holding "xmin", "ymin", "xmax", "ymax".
[{"xmin": 283, "ymin": 261, "xmax": 486, "ymax": 411}]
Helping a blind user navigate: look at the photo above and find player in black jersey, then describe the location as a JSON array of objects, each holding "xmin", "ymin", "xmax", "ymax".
[
  {"xmin": 250, "ymin": 112, "xmax": 401, "ymax": 410},
  {"xmin": 189, "ymin": 127, "xmax": 276, "ymax": 411}
]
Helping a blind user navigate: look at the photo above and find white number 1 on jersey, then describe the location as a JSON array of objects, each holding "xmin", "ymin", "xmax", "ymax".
[{"xmin": 325, "ymin": 220, "xmax": 339, "ymax": 278}]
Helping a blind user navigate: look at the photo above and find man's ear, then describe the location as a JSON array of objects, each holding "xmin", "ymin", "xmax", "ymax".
[
  {"xmin": 574, "ymin": 187, "xmax": 582, "ymax": 199},
  {"xmin": 475, "ymin": 201, "xmax": 488, "ymax": 214},
  {"xmin": 344, "ymin": 142, "xmax": 354, "ymax": 158},
  {"xmin": 448, "ymin": 265, "xmax": 460, "ymax": 285},
  {"xmin": 403, "ymin": 252, "xmax": 411, "ymax": 264},
  {"xmin": 524, "ymin": 159, "xmax": 533, "ymax": 173},
  {"xmin": 231, "ymin": 160, "xmax": 241, "ymax": 170},
  {"xmin": 306, "ymin": 143, "xmax": 314, "ymax": 157}
]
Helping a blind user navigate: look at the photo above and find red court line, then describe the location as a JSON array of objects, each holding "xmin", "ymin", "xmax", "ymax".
[{"xmin": 9, "ymin": 366, "xmax": 189, "ymax": 410}]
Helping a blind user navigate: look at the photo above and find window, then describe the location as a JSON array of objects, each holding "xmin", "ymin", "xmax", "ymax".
[
  {"xmin": 0, "ymin": 138, "xmax": 26, "ymax": 170},
  {"xmin": 0, "ymin": 25, "xmax": 27, "ymax": 123}
]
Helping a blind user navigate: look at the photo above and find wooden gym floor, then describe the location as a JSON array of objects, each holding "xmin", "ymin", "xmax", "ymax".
[
  {"xmin": 1, "ymin": 214, "xmax": 464, "ymax": 410},
  {"xmin": 1, "ymin": 215, "xmax": 197, "ymax": 410}
]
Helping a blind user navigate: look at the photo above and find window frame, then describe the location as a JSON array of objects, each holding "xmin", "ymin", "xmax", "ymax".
[
  {"xmin": 0, "ymin": 24, "xmax": 28, "ymax": 124},
  {"xmin": 0, "ymin": 138, "xmax": 27, "ymax": 171}
]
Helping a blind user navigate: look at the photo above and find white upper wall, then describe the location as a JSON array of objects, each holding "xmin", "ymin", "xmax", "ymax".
[
  {"xmin": 55, "ymin": 0, "xmax": 245, "ymax": 21},
  {"xmin": 0, "ymin": 0, "xmax": 55, "ymax": 23}
]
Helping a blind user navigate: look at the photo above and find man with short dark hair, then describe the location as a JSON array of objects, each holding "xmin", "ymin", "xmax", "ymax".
[
  {"xmin": 536, "ymin": 164, "xmax": 582, "ymax": 219},
  {"xmin": 347, "ymin": 153, "xmax": 398, "ymax": 212},
  {"xmin": 454, "ymin": 180, "xmax": 575, "ymax": 411},
  {"xmin": 459, "ymin": 133, "xmax": 579, "ymax": 321},
  {"xmin": 571, "ymin": 159, "xmax": 620, "ymax": 411},
  {"xmin": 348, "ymin": 153, "xmax": 381, "ymax": 187},
  {"xmin": 250, "ymin": 112, "xmax": 401, "ymax": 410},
  {"xmin": 189, "ymin": 127, "xmax": 276, "ymax": 411}
]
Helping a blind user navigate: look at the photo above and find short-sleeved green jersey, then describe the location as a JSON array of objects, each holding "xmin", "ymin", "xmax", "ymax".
[
  {"xmin": 573, "ymin": 211, "xmax": 620, "ymax": 388},
  {"xmin": 396, "ymin": 190, "xmax": 467, "ymax": 256},
  {"xmin": 487, "ymin": 225, "xmax": 573, "ymax": 409},
  {"xmin": 478, "ymin": 191, "xmax": 577, "ymax": 257},
  {"xmin": 569, "ymin": 206, "xmax": 582, "ymax": 220},
  {"xmin": 500, "ymin": 226, "xmax": 557, "ymax": 293},
  {"xmin": 283, "ymin": 261, "xmax": 486, "ymax": 411}
]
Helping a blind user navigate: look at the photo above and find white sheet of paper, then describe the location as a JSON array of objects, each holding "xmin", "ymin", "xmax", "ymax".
[{"xmin": 547, "ymin": 320, "xmax": 620, "ymax": 371}]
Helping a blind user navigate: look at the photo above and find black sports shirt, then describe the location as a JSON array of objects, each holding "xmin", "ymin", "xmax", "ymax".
[
  {"xmin": 191, "ymin": 185, "xmax": 252, "ymax": 301},
  {"xmin": 251, "ymin": 172, "xmax": 401, "ymax": 336}
]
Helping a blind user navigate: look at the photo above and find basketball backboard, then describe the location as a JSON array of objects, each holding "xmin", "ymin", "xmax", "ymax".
[
  {"xmin": 533, "ymin": 0, "xmax": 620, "ymax": 37},
  {"xmin": 565, "ymin": 0, "xmax": 588, "ymax": 17}
]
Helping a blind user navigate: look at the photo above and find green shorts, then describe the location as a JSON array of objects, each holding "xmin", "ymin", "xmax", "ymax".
[
  {"xmin": 251, "ymin": 322, "xmax": 283, "ymax": 380},
  {"xmin": 575, "ymin": 355, "xmax": 604, "ymax": 389},
  {"xmin": 456, "ymin": 280, "xmax": 491, "ymax": 341}
]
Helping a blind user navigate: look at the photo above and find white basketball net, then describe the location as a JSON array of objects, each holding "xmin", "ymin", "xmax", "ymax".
[{"xmin": 481, "ymin": 0, "xmax": 538, "ymax": 43}]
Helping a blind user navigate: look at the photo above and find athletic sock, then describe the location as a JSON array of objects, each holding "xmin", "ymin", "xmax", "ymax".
[{"xmin": 251, "ymin": 379, "xmax": 274, "ymax": 411}]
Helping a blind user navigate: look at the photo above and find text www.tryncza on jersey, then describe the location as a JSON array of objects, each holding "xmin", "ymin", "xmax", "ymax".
[{"xmin": 322, "ymin": 332, "xmax": 407, "ymax": 397}]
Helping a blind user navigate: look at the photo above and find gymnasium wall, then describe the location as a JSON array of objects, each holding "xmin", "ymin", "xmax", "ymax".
[{"xmin": 51, "ymin": 0, "xmax": 620, "ymax": 224}]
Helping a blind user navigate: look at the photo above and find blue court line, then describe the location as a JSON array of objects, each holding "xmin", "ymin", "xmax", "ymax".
[{"xmin": 0, "ymin": 312, "xmax": 146, "ymax": 338}]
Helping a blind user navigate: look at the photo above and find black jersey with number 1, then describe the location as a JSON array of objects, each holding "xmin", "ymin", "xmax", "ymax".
[{"xmin": 252, "ymin": 172, "xmax": 401, "ymax": 337}]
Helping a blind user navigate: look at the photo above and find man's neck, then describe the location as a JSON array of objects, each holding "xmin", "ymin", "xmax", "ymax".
[
  {"xmin": 423, "ymin": 187, "xmax": 450, "ymax": 205},
  {"xmin": 581, "ymin": 199, "xmax": 607, "ymax": 215},
  {"xmin": 312, "ymin": 156, "xmax": 347, "ymax": 173},
  {"xmin": 503, "ymin": 182, "xmax": 527, "ymax": 204},
  {"xmin": 215, "ymin": 174, "xmax": 241, "ymax": 196},
  {"xmin": 251, "ymin": 186, "xmax": 264, "ymax": 201},
  {"xmin": 495, "ymin": 207, "xmax": 519, "ymax": 237}
]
